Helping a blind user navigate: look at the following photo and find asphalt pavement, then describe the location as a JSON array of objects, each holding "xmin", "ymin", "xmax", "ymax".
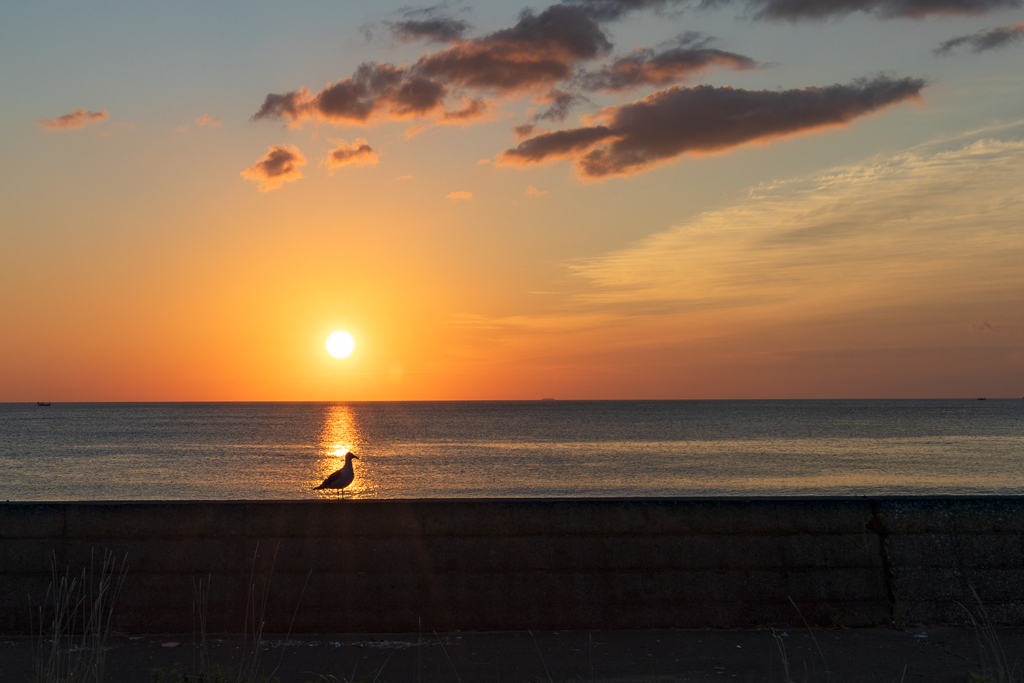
[{"xmin": 3, "ymin": 627, "xmax": 1022, "ymax": 683}]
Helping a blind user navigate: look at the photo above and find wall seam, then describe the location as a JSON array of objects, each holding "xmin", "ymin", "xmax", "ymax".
[{"xmin": 868, "ymin": 499, "xmax": 896, "ymax": 626}]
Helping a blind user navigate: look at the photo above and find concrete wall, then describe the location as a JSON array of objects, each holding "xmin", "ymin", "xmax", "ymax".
[{"xmin": 1, "ymin": 498, "xmax": 1022, "ymax": 633}]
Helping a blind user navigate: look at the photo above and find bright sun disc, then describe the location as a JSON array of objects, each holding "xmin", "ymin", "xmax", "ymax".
[{"xmin": 325, "ymin": 331, "xmax": 356, "ymax": 359}]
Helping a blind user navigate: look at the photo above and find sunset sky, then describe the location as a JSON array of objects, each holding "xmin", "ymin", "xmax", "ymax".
[{"xmin": 2, "ymin": 0, "xmax": 1022, "ymax": 401}]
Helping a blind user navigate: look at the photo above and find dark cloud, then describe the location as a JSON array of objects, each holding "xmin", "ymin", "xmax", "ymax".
[
  {"xmin": 416, "ymin": 4, "xmax": 612, "ymax": 91},
  {"xmin": 37, "ymin": 108, "xmax": 109, "ymax": 131},
  {"xmin": 513, "ymin": 123, "xmax": 538, "ymax": 139},
  {"xmin": 572, "ymin": 0, "xmax": 685, "ymax": 20},
  {"xmin": 253, "ymin": 4, "xmax": 611, "ymax": 127},
  {"xmin": 323, "ymin": 138, "xmax": 379, "ymax": 172},
  {"xmin": 253, "ymin": 63, "xmax": 448, "ymax": 125},
  {"xmin": 699, "ymin": 0, "xmax": 1021, "ymax": 19},
  {"xmin": 253, "ymin": 92, "xmax": 305, "ymax": 122},
  {"xmin": 935, "ymin": 22, "xmax": 1024, "ymax": 53},
  {"xmin": 502, "ymin": 126, "xmax": 614, "ymax": 163},
  {"xmin": 573, "ymin": 0, "xmax": 1020, "ymax": 18},
  {"xmin": 578, "ymin": 34, "xmax": 758, "ymax": 91},
  {"xmin": 240, "ymin": 144, "xmax": 307, "ymax": 192},
  {"xmin": 498, "ymin": 75, "xmax": 926, "ymax": 178},
  {"xmin": 389, "ymin": 17, "xmax": 470, "ymax": 43},
  {"xmin": 533, "ymin": 89, "xmax": 588, "ymax": 121}
]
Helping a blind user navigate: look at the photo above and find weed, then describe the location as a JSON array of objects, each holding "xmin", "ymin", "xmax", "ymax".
[
  {"xmin": 434, "ymin": 631, "xmax": 462, "ymax": 683},
  {"xmin": 771, "ymin": 629, "xmax": 793, "ymax": 683},
  {"xmin": 304, "ymin": 676, "xmax": 387, "ymax": 683},
  {"xmin": 192, "ymin": 575, "xmax": 211, "ymax": 681},
  {"xmin": 788, "ymin": 596, "xmax": 830, "ymax": 680},
  {"xmin": 30, "ymin": 549, "xmax": 128, "ymax": 683},
  {"xmin": 960, "ymin": 587, "xmax": 1022, "ymax": 683},
  {"xmin": 149, "ymin": 663, "xmax": 240, "ymax": 683}
]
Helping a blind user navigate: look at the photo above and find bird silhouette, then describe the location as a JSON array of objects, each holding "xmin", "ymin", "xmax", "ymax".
[{"xmin": 314, "ymin": 452, "xmax": 359, "ymax": 498}]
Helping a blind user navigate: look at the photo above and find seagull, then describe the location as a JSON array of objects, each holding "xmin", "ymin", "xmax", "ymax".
[{"xmin": 314, "ymin": 452, "xmax": 359, "ymax": 498}]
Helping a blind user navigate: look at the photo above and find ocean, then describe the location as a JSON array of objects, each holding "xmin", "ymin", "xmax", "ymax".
[{"xmin": 1, "ymin": 399, "xmax": 1022, "ymax": 501}]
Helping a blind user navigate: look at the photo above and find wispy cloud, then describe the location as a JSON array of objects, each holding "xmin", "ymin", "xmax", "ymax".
[
  {"xmin": 388, "ymin": 16, "xmax": 471, "ymax": 43},
  {"xmin": 37, "ymin": 108, "xmax": 109, "ymax": 131},
  {"xmin": 240, "ymin": 144, "xmax": 307, "ymax": 192},
  {"xmin": 935, "ymin": 22, "xmax": 1024, "ymax": 54},
  {"xmin": 196, "ymin": 114, "xmax": 221, "ymax": 126},
  {"xmin": 498, "ymin": 75, "xmax": 926, "ymax": 179},
  {"xmin": 569, "ymin": 137, "xmax": 1024, "ymax": 314},
  {"xmin": 971, "ymin": 319, "xmax": 998, "ymax": 333},
  {"xmin": 446, "ymin": 134, "xmax": 1024, "ymax": 389},
  {"xmin": 446, "ymin": 190, "xmax": 474, "ymax": 200}
]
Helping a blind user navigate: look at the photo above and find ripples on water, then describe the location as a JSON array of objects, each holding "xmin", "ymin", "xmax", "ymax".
[{"xmin": 1, "ymin": 400, "xmax": 1022, "ymax": 500}]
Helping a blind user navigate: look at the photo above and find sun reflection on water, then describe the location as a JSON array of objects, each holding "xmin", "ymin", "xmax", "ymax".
[{"xmin": 313, "ymin": 403, "xmax": 373, "ymax": 498}]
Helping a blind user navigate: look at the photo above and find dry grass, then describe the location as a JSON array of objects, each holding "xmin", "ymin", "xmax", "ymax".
[
  {"xmin": 960, "ymin": 587, "xmax": 1022, "ymax": 683},
  {"xmin": 30, "ymin": 549, "xmax": 128, "ymax": 683}
]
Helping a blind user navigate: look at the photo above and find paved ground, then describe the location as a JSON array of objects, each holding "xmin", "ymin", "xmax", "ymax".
[{"xmin": 3, "ymin": 627, "xmax": 1023, "ymax": 683}]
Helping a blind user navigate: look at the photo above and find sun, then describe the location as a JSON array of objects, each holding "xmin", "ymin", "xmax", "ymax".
[{"xmin": 325, "ymin": 330, "xmax": 356, "ymax": 359}]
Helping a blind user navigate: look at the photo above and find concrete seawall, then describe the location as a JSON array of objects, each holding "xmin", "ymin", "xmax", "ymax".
[{"xmin": 2, "ymin": 498, "xmax": 1023, "ymax": 633}]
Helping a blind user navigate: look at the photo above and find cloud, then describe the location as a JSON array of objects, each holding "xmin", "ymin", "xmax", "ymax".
[
  {"xmin": 971, "ymin": 319, "xmax": 998, "ymax": 333},
  {"xmin": 526, "ymin": 185, "xmax": 549, "ymax": 196},
  {"xmin": 440, "ymin": 97, "xmax": 494, "ymax": 123},
  {"xmin": 532, "ymin": 89, "xmax": 588, "ymax": 121},
  {"xmin": 417, "ymin": 4, "xmax": 612, "ymax": 91},
  {"xmin": 252, "ymin": 4, "xmax": 611, "ymax": 128},
  {"xmin": 571, "ymin": 0, "xmax": 686, "ymax": 20},
  {"xmin": 935, "ymin": 22, "xmax": 1024, "ymax": 54},
  {"xmin": 498, "ymin": 75, "xmax": 926, "ymax": 179},
  {"xmin": 397, "ymin": 174, "xmax": 415, "ymax": 180},
  {"xmin": 240, "ymin": 144, "xmax": 307, "ymax": 192},
  {"xmin": 577, "ymin": 34, "xmax": 758, "ymax": 91},
  {"xmin": 252, "ymin": 62, "xmax": 448, "ymax": 126},
  {"xmin": 405, "ymin": 124, "xmax": 428, "ymax": 139},
  {"xmin": 196, "ymin": 114, "xmax": 221, "ymax": 127},
  {"xmin": 513, "ymin": 123, "xmax": 537, "ymax": 139},
  {"xmin": 389, "ymin": 17, "xmax": 470, "ymax": 43},
  {"xmin": 446, "ymin": 190, "xmax": 474, "ymax": 200},
  {"xmin": 567, "ymin": 137, "xmax": 1024, "ymax": 317},
  {"xmin": 698, "ymin": 0, "xmax": 1022, "ymax": 20},
  {"xmin": 37, "ymin": 108, "xmax": 109, "ymax": 131},
  {"xmin": 447, "ymin": 134, "xmax": 1024, "ymax": 393},
  {"xmin": 323, "ymin": 138, "xmax": 379, "ymax": 172},
  {"xmin": 503, "ymin": 126, "xmax": 613, "ymax": 163}
]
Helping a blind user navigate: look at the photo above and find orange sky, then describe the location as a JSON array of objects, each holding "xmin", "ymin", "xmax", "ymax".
[{"xmin": 1, "ymin": 0, "xmax": 1022, "ymax": 400}]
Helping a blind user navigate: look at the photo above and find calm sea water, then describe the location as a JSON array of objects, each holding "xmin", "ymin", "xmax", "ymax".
[{"xmin": 1, "ymin": 400, "xmax": 1022, "ymax": 501}]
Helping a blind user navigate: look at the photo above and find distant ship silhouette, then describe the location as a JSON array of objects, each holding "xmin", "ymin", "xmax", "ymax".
[{"xmin": 37, "ymin": 401, "xmax": 51, "ymax": 407}]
